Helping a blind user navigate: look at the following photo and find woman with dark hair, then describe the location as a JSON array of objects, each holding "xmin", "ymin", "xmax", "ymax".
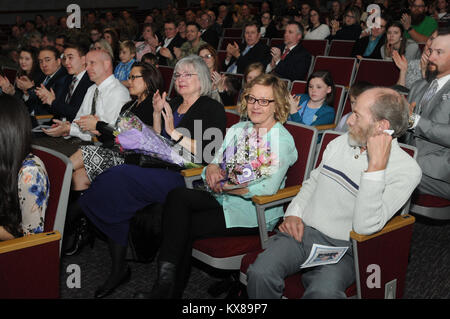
[
  {"xmin": 259, "ymin": 11, "xmax": 278, "ymax": 38},
  {"xmin": 288, "ymin": 70, "xmax": 335, "ymax": 126},
  {"xmin": 381, "ymin": 21, "xmax": 420, "ymax": 61},
  {"xmin": 329, "ymin": 6, "xmax": 362, "ymax": 40},
  {"xmin": 77, "ymin": 55, "xmax": 226, "ymax": 298},
  {"xmin": 69, "ymin": 62, "xmax": 164, "ymax": 192},
  {"xmin": 304, "ymin": 7, "xmax": 331, "ymax": 40},
  {"xmin": 0, "ymin": 95, "xmax": 49, "ymax": 241},
  {"xmin": 103, "ymin": 28, "xmax": 120, "ymax": 61},
  {"xmin": 0, "ymin": 46, "xmax": 44, "ymax": 98}
]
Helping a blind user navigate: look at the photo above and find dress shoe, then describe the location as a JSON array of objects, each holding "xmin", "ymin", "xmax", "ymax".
[
  {"xmin": 63, "ymin": 217, "xmax": 95, "ymax": 256},
  {"xmin": 94, "ymin": 266, "xmax": 131, "ymax": 299},
  {"xmin": 134, "ymin": 261, "xmax": 177, "ymax": 299}
]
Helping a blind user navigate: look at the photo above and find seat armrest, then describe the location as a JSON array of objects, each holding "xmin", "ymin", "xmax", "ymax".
[
  {"xmin": 224, "ymin": 105, "xmax": 237, "ymax": 110},
  {"xmin": 350, "ymin": 214, "xmax": 415, "ymax": 242},
  {"xmin": 0, "ymin": 231, "xmax": 61, "ymax": 254},
  {"xmin": 252, "ymin": 185, "xmax": 301, "ymax": 206},
  {"xmin": 181, "ymin": 167, "xmax": 204, "ymax": 177},
  {"xmin": 315, "ymin": 124, "xmax": 336, "ymax": 131}
]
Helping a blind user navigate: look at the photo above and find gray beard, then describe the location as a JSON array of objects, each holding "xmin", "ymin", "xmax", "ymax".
[{"xmin": 347, "ymin": 133, "xmax": 366, "ymax": 148}]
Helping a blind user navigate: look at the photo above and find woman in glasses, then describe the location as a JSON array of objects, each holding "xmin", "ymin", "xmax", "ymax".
[
  {"xmin": 134, "ymin": 74, "xmax": 297, "ymax": 299},
  {"xmin": 304, "ymin": 7, "xmax": 330, "ymax": 40},
  {"xmin": 77, "ymin": 55, "xmax": 226, "ymax": 298},
  {"xmin": 63, "ymin": 62, "xmax": 164, "ymax": 255},
  {"xmin": 329, "ymin": 6, "xmax": 362, "ymax": 41}
]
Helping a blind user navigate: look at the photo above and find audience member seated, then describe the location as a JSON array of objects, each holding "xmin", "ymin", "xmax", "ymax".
[
  {"xmin": 260, "ymin": 11, "xmax": 279, "ymax": 38},
  {"xmin": 28, "ymin": 46, "xmax": 69, "ymax": 117},
  {"xmin": 232, "ymin": 3, "xmax": 257, "ymax": 28},
  {"xmin": 42, "ymin": 50, "xmax": 129, "ymax": 143},
  {"xmin": 392, "ymin": 29, "xmax": 438, "ymax": 91},
  {"xmin": 381, "ymin": 21, "xmax": 420, "ymax": 62},
  {"xmin": 0, "ymin": 46, "xmax": 44, "ymax": 103},
  {"xmin": 404, "ymin": 28, "xmax": 450, "ymax": 200},
  {"xmin": 199, "ymin": 11, "xmax": 220, "ymax": 49},
  {"xmin": 135, "ymin": 23, "xmax": 159, "ymax": 62},
  {"xmin": 157, "ymin": 20, "xmax": 186, "ymax": 66},
  {"xmin": 326, "ymin": 0, "xmax": 343, "ymax": 26},
  {"xmin": 35, "ymin": 43, "xmax": 94, "ymax": 122},
  {"xmin": 266, "ymin": 21, "xmax": 312, "ymax": 82},
  {"xmin": 198, "ymin": 43, "xmax": 228, "ymax": 104},
  {"xmin": 134, "ymin": 73, "xmax": 298, "ymax": 299},
  {"xmin": 247, "ymin": 86, "xmax": 422, "ymax": 299},
  {"xmin": 114, "ymin": 40, "xmax": 137, "ymax": 87},
  {"xmin": 141, "ymin": 52, "xmax": 158, "ymax": 66},
  {"xmin": 401, "ymin": 0, "xmax": 438, "ymax": 44},
  {"xmin": 329, "ymin": 6, "xmax": 362, "ymax": 41},
  {"xmin": 288, "ymin": 70, "xmax": 335, "ymax": 126},
  {"xmin": 92, "ymin": 39, "xmax": 115, "ymax": 63},
  {"xmin": 223, "ymin": 22, "xmax": 271, "ymax": 74},
  {"xmin": 351, "ymin": 15, "xmax": 388, "ymax": 60},
  {"xmin": 335, "ymin": 81, "xmax": 374, "ymax": 132},
  {"xmin": 432, "ymin": 0, "xmax": 448, "ymax": 21},
  {"xmin": 167, "ymin": 22, "xmax": 207, "ymax": 67},
  {"xmin": 304, "ymin": 7, "xmax": 331, "ymax": 40},
  {"xmin": 77, "ymin": 55, "xmax": 226, "ymax": 299},
  {"xmin": 0, "ymin": 95, "xmax": 49, "ymax": 241},
  {"xmin": 103, "ymin": 28, "xmax": 120, "ymax": 60}
]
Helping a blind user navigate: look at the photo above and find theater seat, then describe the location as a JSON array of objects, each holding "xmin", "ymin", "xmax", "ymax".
[
  {"xmin": 0, "ymin": 145, "xmax": 72, "ymax": 298},
  {"xmin": 410, "ymin": 194, "xmax": 450, "ymax": 220}
]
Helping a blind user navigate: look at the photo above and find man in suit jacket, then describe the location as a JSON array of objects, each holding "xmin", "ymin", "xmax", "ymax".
[
  {"xmin": 405, "ymin": 30, "xmax": 450, "ymax": 200},
  {"xmin": 222, "ymin": 22, "xmax": 271, "ymax": 74},
  {"xmin": 25, "ymin": 46, "xmax": 68, "ymax": 116},
  {"xmin": 199, "ymin": 11, "xmax": 220, "ymax": 49},
  {"xmin": 36, "ymin": 43, "xmax": 94, "ymax": 122},
  {"xmin": 157, "ymin": 21, "xmax": 186, "ymax": 66},
  {"xmin": 266, "ymin": 21, "xmax": 312, "ymax": 82}
]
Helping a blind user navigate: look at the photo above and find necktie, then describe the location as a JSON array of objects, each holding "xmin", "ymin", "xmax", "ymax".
[
  {"xmin": 280, "ymin": 47, "xmax": 291, "ymax": 60},
  {"xmin": 65, "ymin": 76, "xmax": 78, "ymax": 104},
  {"xmin": 91, "ymin": 87, "xmax": 99, "ymax": 115},
  {"xmin": 43, "ymin": 76, "xmax": 50, "ymax": 86},
  {"xmin": 418, "ymin": 80, "xmax": 438, "ymax": 115}
]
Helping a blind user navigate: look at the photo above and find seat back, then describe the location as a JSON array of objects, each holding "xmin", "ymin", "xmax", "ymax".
[
  {"xmin": 157, "ymin": 65, "xmax": 174, "ymax": 95},
  {"xmin": 270, "ymin": 38, "xmax": 284, "ymax": 47},
  {"xmin": 284, "ymin": 122, "xmax": 318, "ymax": 186},
  {"xmin": 31, "ymin": 145, "xmax": 72, "ymax": 245},
  {"xmin": 217, "ymin": 50, "xmax": 228, "ymax": 72},
  {"xmin": 223, "ymin": 28, "xmax": 243, "ymax": 37},
  {"xmin": 301, "ymin": 39, "xmax": 328, "ymax": 56},
  {"xmin": 219, "ymin": 37, "xmax": 243, "ymax": 51},
  {"xmin": 354, "ymin": 58, "xmax": 399, "ymax": 87},
  {"xmin": 328, "ymin": 40, "xmax": 355, "ymax": 57},
  {"xmin": 291, "ymin": 80, "xmax": 307, "ymax": 95},
  {"xmin": 314, "ymin": 130, "xmax": 344, "ymax": 168},
  {"xmin": 312, "ymin": 56, "xmax": 356, "ymax": 87},
  {"xmin": 225, "ymin": 109, "xmax": 241, "ymax": 128}
]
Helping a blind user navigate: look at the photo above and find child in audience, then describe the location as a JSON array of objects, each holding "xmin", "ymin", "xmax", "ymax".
[
  {"xmin": 288, "ymin": 71, "xmax": 335, "ymax": 126},
  {"xmin": 335, "ymin": 81, "xmax": 374, "ymax": 132},
  {"xmin": 141, "ymin": 52, "xmax": 158, "ymax": 67},
  {"xmin": 114, "ymin": 40, "xmax": 136, "ymax": 87}
]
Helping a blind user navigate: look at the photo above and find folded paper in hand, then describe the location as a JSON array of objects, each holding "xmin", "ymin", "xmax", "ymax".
[{"xmin": 300, "ymin": 244, "xmax": 348, "ymax": 269}]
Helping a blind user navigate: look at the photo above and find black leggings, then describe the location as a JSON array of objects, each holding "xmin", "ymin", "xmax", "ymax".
[{"xmin": 158, "ymin": 187, "xmax": 259, "ymax": 265}]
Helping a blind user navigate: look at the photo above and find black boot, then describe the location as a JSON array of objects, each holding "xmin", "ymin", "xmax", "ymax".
[
  {"xmin": 62, "ymin": 200, "xmax": 95, "ymax": 256},
  {"xmin": 134, "ymin": 260, "xmax": 177, "ymax": 299},
  {"xmin": 94, "ymin": 238, "xmax": 131, "ymax": 299}
]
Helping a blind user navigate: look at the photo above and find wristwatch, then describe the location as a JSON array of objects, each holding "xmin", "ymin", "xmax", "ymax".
[{"xmin": 407, "ymin": 26, "xmax": 413, "ymax": 32}]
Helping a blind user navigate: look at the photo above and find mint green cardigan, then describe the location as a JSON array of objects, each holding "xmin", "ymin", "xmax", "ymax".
[{"xmin": 201, "ymin": 121, "xmax": 298, "ymax": 230}]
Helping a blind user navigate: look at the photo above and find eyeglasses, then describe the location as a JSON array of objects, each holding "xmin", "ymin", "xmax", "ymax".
[
  {"xmin": 174, "ymin": 73, "xmax": 197, "ymax": 79},
  {"xmin": 128, "ymin": 75, "xmax": 143, "ymax": 80},
  {"xmin": 199, "ymin": 54, "xmax": 212, "ymax": 59},
  {"xmin": 245, "ymin": 95, "xmax": 275, "ymax": 106},
  {"xmin": 345, "ymin": 14, "xmax": 355, "ymax": 19}
]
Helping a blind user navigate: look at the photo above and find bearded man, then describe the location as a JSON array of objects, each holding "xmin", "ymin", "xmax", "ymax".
[{"xmin": 401, "ymin": 0, "xmax": 438, "ymax": 43}]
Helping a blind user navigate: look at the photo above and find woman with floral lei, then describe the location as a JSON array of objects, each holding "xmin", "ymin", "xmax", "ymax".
[
  {"xmin": 0, "ymin": 95, "xmax": 49, "ymax": 240},
  {"xmin": 134, "ymin": 74, "xmax": 298, "ymax": 299}
]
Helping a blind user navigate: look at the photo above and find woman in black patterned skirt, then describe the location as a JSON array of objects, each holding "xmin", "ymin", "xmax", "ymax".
[{"xmin": 69, "ymin": 62, "xmax": 164, "ymax": 191}]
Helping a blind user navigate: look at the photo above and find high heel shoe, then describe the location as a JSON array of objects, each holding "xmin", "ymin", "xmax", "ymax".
[
  {"xmin": 63, "ymin": 217, "xmax": 95, "ymax": 256},
  {"xmin": 94, "ymin": 266, "xmax": 131, "ymax": 299}
]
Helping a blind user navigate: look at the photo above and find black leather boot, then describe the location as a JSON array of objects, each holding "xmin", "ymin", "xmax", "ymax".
[
  {"xmin": 94, "ymin": 238, "xmax": 131, "ymax": 298},
  {"xmin": 134, "ymin": 260, "xmax": 177, "ymax": 299}
]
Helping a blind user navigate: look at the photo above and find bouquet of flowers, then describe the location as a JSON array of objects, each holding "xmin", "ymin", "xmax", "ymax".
[
  {"xmin": 219, "ymin": 125, "xmax": 278, "ymax": 187},
  {"xmin": 114, "ymin": 114, "xmax": 201, "ymax": 169}
]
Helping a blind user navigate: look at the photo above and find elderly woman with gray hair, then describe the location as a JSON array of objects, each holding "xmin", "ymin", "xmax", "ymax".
[{"xmin": 78, "ymin": 55, "xmax": 226, "ymax": 298}]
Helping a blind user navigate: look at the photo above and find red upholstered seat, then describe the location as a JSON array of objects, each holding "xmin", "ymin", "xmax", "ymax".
[
  {"xmin": 413, "ymin": 194, "xmax": 450, "ymax": 208},
  {"xmin": 312, "ymin": 56, "xmax": 356, "ymax": 87},
  {"xmin": 301, "ymin": 39, "xmax": 328, "ymax": 57},
  {"xmin": 354, "ymin": 58, "xmax": 400, "ymax": 87}
]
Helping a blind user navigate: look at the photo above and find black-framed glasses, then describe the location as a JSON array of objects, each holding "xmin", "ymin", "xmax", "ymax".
[
  {"xmin": 345, "ymin": 14, "xmax": 355, "ymax": 19},
  {"xmin": 128, "ymin": 75, "xmax": 143, "ymax": 80},
  {"xmin": 245, "ymin": 95, "xmax": 275, "ymax": 106}
]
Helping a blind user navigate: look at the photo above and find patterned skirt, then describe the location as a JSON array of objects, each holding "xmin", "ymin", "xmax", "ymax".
[{"xmin": 80, "ymin": 145, "xmax": 125, "ymax": 181}]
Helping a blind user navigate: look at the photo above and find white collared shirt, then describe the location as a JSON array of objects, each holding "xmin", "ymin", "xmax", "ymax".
[{"xmin": 70, "ymin": 74, "xmax": 130, "ymax": 141}]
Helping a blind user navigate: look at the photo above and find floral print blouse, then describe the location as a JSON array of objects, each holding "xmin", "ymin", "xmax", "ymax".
[{"xmin": 18, "ymin": 154, "xmax": 50, "ymax": 235}]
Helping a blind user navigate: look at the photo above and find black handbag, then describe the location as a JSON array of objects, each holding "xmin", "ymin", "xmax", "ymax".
[{"xmin": 123, "ymin": 151, "xmax": 184, "ymax": 171}]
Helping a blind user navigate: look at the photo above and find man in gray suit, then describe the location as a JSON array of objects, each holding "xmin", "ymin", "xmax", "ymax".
[{"xmin": 406, "ymin": 28, "xmax": 450, "ymax": 200}]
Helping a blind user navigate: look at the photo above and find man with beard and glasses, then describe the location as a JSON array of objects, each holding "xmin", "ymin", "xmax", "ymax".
[
  {"xmin": 404, "ymin": 28, "xmax": 450, "ymax": 200},
  {"xmin": 247, "ymin": 87, "xmax": 422, "ymax": 299},
  {"xmin": 401, "ymin": 0, "xmax": 438, "ymax": 44}
]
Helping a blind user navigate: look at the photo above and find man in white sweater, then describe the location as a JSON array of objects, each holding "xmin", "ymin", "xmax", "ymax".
[{"xmin": 247, "ymin": 87, "xmax": 422, "ymax": 299}]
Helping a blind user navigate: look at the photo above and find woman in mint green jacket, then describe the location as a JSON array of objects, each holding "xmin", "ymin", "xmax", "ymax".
[{"xmin": 134, "ymin": 74, "xmax": 298, "ymax": 299}]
